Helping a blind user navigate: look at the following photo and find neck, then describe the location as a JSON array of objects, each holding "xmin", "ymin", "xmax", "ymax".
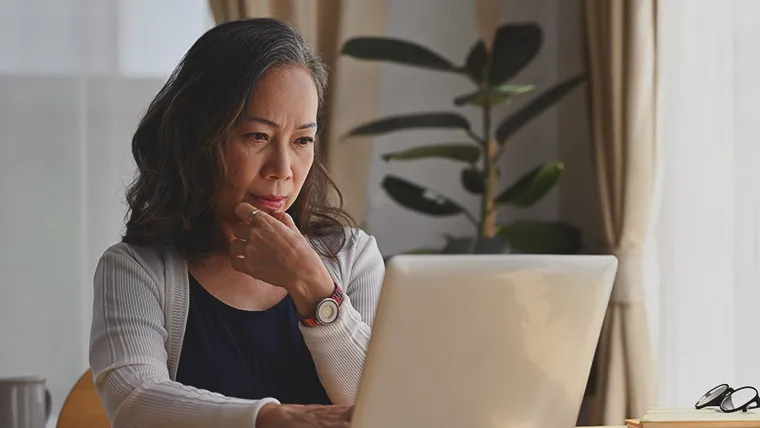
[
  {"xmin": 188, "ymin": 252, "xmax": 286, "ymax": 311},
  {"xmin": 188, "ymin": 251, "xmax": 237, "ymax": 280}
]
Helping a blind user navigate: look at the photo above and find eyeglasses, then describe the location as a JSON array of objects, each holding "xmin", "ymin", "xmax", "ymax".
[{"xmin": 695, "ymin": 384, "xmax": 760, "ymax": 413}]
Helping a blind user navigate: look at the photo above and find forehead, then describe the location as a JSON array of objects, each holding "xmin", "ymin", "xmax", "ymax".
[{"xmin": 244, "ymin": 66, "xmax": 319, "ymax": 122}]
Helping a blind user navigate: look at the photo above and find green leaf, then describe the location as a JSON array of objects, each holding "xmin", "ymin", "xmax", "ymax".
[
  {"xmin": 496, "ymin": 75, "xmax": 586, "ymax": 144},
  {"xmin": 345, "ymin": 112, "xmax": 471, "ymax": 138},
  {"xmin": 443, "ymin": 236, "xmax": 509, "ymax": 254},
  {"xmin": 381, "ymin": 144, "xmax": 480, "ymax": 163},
  {"xmin": 495, "ymin": 162, "xmax": 564, "ymax": 207},
  {"xmin": 496, "ymin": 221, "xmax": 582, "ymax": 254},
  {"xmin": 454, "ymin": 84, "xmax": 535, "ymax": 107},
  {"xmin": 489, "ymin": 23, "xmax": 542, "ymax": 85},
  {"xmin": 464, "ymin": 40, "xmax": 488, "ymax": 83},
  {"xmin": 341, "ymin": 37, "xmax": 458, "ymax": 72},
  {"xmin": 382, "ymin": 175, "xmax": 464, "ymax": 216},
  {"xmin": 461, "ymin": 168, "xmax": 484, "ymax": 194}
]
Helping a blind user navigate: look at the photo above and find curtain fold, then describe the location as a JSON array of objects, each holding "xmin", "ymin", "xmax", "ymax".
[
  {"xmin": 208, "ymin": 0, "xmax": 386, "ymax": 227},
  {"xmin": 581, "ymin": 0, "xmax": 658, "ymax": 424}
]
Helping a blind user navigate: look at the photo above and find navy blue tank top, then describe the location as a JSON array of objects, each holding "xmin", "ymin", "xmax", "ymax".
[{"xmin": 175, "ymin": 274, "xmax": 332, "ymax": 404}]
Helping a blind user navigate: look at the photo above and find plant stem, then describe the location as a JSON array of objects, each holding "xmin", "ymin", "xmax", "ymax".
[
  {"xmin": 461, "ymin": 208, "xmax": 479, "ymax": 229},
  {"xmin": 479, "ymin": 96, "xmax": 498, "ymax": 238}
]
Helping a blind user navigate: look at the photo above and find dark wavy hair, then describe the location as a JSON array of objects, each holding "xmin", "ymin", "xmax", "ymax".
[{"xmin": 122, "ymin": 17, "xmax": 354, "ymax": 263}]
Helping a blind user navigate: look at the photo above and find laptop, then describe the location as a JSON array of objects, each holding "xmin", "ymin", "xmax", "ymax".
[{"xmin": 350, "ymin": 254, "xmax": 618, "ymax": 428}]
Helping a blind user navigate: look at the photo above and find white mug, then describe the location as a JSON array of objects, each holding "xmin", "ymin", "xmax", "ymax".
[{"xmin": 0, "ymin": 376, "xmax": 51, "ymax": 428}]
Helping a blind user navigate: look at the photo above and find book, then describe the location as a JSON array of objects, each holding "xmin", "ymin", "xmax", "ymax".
[{"xmin": 639, "ymin": 407, "xmax": 760, "ymax": 427}]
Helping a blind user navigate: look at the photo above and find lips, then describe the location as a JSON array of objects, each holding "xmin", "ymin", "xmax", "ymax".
[{"xmin": 251, "ymin": 195, "xmax": 286, "ymax": 211}]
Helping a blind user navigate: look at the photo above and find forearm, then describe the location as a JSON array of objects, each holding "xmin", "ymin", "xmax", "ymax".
[
  {"xmin": 298, "ymin": 295, "xmax": 372, "ymax": 404},
  {"xmin": 252, "ymin": 403, "xmax": 280, "ymax": 428},
  {"xmin": 296, "ymin": 230, "xmax": 385, "ymax": 404},
  {"xmin": 96, "ymin": 367, "xmax": 277, "ymax": 428}
]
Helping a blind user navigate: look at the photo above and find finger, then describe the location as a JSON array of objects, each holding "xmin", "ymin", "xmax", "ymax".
[
  {"xmin": 342, "ymin": 406, "xmax": 354, "ymax": 421},
  {"xmin": 249, "ymin": 210, "xmax": 292, "ymax": 236},
  {"xmin": 233, "ymin": 202, "xmax": 279, "ymax": 230},
  {"xmin": 231, "ymin": 223, "xmax": 255, "ymax": 241},
  {"xmin": 230, "ymin": 254, "xmax": 247, "ymax": 273},
  {"xmin": 232, "ymin": 214, "xmax": 290, "ymax": 253},
  {"xmin": 271, "ymin": 211, "xmax": 297, "ymax": 230},
  {"xmin": 229, "ymin": 238, "xmax": 248, "ymax": 258},
  {"xmin": 234, "ymin": 202, "xmax": 259, "ymax": 224}
]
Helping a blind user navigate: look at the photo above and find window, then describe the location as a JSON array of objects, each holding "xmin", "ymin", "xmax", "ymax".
[
  {"xmin": 655, "ymin": 0, "xmax": 760, "ymax": 407},
  {"xmin": 0, "ymin": 0, "xmax": 212, "ymax": 417}
]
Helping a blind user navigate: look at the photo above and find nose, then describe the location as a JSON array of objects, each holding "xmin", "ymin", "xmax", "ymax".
[{"xmin": 261, "ymin": 142, "xmax": 292, "ymax": 181}]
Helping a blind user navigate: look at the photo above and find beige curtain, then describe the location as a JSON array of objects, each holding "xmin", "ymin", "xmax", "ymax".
[
  {"xmin": 581, "ymin": 0, "xmax": 658, "ymax": 425},
  {"xmin": 208, "ymin": 0, "xmax": 387, "ymax": 227}
]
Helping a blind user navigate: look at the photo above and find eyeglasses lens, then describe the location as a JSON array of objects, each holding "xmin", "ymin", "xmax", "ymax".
[
  {"xmin": 697, "ymin": 385, "xmax": 728, "ymax": 407},
  {"xmin": 722, "ymin": 388, "xmax": 757, "ymax": 412}
]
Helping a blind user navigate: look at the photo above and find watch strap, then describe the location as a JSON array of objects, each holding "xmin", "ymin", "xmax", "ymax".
[{"xmin": 299, "ymin": 283, "xmax": 344, "ymax": 327}]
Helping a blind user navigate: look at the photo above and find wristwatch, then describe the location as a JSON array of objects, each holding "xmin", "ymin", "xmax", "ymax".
[{"xmin": 299, "ymin": 283, "xmax": 345, "ymax": 327}]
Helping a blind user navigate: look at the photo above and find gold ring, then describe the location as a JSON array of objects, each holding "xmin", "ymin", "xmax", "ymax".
[{"xmin": 248, "ymin": 209, "xmax": 260, "ymax": 223}]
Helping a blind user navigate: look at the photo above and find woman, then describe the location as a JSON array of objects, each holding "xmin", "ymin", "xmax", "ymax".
[{"xmin": 89, "ymin": 17, "xmax": 385, "ymax": 428}]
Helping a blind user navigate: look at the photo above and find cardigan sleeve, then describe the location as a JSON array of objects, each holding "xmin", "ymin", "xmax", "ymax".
[
  {"xmin": 298, "ymin": 229, "xmax": 386, "ymax": 404},
  {"xmin": 89, "ymin": 245, "xmax": 278, "ymax": 428}
]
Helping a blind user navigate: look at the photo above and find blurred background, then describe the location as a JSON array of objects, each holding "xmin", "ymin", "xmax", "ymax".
[{"xmin": 2, "ymin": 0, "xmax": 760, "ymax": 426}]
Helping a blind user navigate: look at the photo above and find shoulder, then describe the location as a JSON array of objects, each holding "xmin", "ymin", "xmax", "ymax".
[
  {"xmin": 317, "ymin": 227, "xmax": 382, "ymax": 265},
  {"xmin": 95, "ymin": 241, "xmax": 176, "ymax": 288},
  {"xmin": 313, "ymin": 227, "xmax": 384, "ymax": 288},
  {"xmin": 338, "ymin": 227, "xmax": 381, "ymax": 260}
]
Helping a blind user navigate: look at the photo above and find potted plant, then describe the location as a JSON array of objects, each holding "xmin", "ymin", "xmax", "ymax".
[{"xmin": 341, "ymin": 22, "xmax": 585, "ymax": 254}]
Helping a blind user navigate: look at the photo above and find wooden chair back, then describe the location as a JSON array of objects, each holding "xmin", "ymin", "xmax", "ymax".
[{"xmin": 56, "ymin": 370, "xmax": 110, "ymax": 428}]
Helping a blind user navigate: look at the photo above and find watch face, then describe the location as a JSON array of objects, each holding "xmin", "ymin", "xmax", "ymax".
[{"xmin": 316, "ymin": 298, "xmax": 339, "ymax": 324}]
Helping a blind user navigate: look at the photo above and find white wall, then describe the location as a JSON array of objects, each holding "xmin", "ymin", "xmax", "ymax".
[{"xmin": 366, "ymin": 0, "xmax": 592, "ymax": 256}]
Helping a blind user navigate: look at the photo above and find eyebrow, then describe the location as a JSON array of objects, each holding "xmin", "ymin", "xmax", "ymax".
[{"xmin": 244, "ymin": 116, "xmax": 317, "ymax": 130}]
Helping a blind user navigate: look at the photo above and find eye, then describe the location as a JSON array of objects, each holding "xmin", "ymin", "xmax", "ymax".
[
  {"xmin": 295, "ymin": 137, "xmax": 315, "ymax": 146},
  {"xmin": 244, "ymin": 132, "xmax": 269, "ymax": 142}
]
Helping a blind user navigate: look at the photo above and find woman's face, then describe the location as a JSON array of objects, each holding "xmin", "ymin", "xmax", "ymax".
[{"xmin": 215, "ymin": 65, "xmax": 319, "ymax": 233}]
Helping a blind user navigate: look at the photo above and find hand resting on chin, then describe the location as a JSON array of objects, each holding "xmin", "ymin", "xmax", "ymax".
[{"xmin": 228, "ymin": 202, "xmax": 336, "ymax": 317}]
